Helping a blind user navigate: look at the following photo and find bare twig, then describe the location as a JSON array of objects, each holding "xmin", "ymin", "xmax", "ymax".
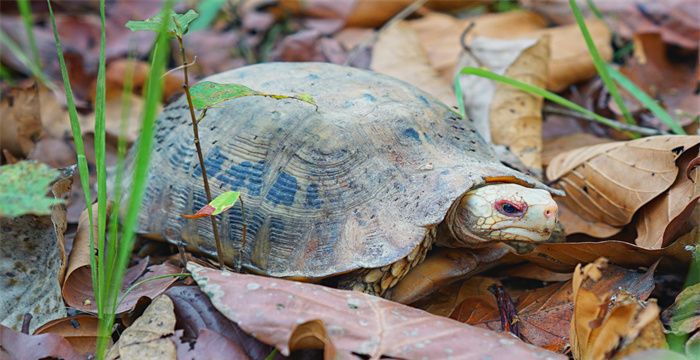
[
  {"xmin": 21, "ymin": 313, "xmax": 32, "ymax": 334},
  {"xmin": 344, "ymin": 0, "xmax": 429, "ymax": 66},
  {"xmin": 176, "ymin": 35, "xmax": 226, "ymax": 270},
  {"xmin": 236, "ymin": 196, "xmax": 247, "ymax": 273},
  {"xmin": 163, "ymin": 56, "xmax": 197, "ymax": 78},
  {"xmin": 543, "ymin": 104, "xmax": 666, "ymax": 136}
]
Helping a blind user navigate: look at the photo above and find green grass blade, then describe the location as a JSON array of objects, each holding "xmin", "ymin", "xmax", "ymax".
[
  {"xmin": 453, "ymin": 76, "xmax": 467, "ymax": 119},
  {"xmin": 96, "ymin": 0, "xmax": 174, "ymax": 356},
  {"xmin": 106, "ymin": 53, "xmax": 136, "ymax": 286},
  {"xmin": 607, "ymin": 65, "xmax": 686, "ymax": 135},
  {"xmin": 0, "ymin": 30, "xmax": 56, "ymax": 91},
  {"xmin": 46, "ymin": 0, "xmax": 99, "ymax": 317},
  {"xmin": 16, "ymin": 0, "xmax": 40, "ymax": 66},
  {"xmin": 569, "ymin": 0, "xmax": 636, "ymax": 127},
  {"xmin": 190, "ymin": 0, "xmax": 226, "ymax": 31},
  {"xmin": 584, "ymin": 0, "xmax": 604, "ymax": 20},
  {"xmin": 456, "ymin": 67, "xmax": 633, "ymax": 133},
  {"xmin": 94, "ymin": 0, "xmax": 108, "ymax": 320}
]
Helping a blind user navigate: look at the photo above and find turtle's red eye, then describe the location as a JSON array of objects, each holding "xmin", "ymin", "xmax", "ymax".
[{"xmin": 495, "ymin": 200, "xmax": 526, "ymax": 217}]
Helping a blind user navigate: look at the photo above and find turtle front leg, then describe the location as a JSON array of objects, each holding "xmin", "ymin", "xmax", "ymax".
[{"xmin": 336, "ymin": 232, "xmax": 433, "ymax": 297}]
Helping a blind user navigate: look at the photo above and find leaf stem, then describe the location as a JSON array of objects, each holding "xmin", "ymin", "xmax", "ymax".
[
  {"xmin": 543, "ymin": 104, "xmax": 665, "ymax": 136},
  {"xmin": 176, "ymin": 34, "xmax": 226, "ymax": 270}
]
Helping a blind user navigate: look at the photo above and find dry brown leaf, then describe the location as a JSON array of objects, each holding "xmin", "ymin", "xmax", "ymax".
[
  {"xmin": 635, "ymin": 146, "xmax": 700, "ymax": 248},
  {"xmin": 413, "ymin": 276, "xmax": 501, "ymax": 318},
  {"xmin": 543, "ymin": 133, "xmax": 613, "ymax": 168},
  {"xmin": 508, "ymin": 230, "xmax": 695, "ymax": 273},
  {"xmin": 571, "ymin": 259, "xmax": 667, "ymax": 360},
  {"xmin": 62, "ymin": 204, "xmax": 180, "ymax": 313},
  {"xmin": 533, "ymin": 19, "xmax": 611, "ymax": 92},
  {"xmin": 166, "ymin": 286, "xmax": 276, "ymax": 359},
  {"xmin": 187, "ymin": 262, "xmax": 566, "ymax": 359},
  {"xmin": 409, "ymin": 11, "xmax": 547, "ymax": 82},
  {"xmin": 0, "ymin": 82, "xmax": 43, "ymax": 159},
  {"xmin": 457, "ymin": 35, "xmax": 542, "ymax": 142},
  {"xmin": 620, "ymin": 33, "xmax": 699, "ymax": 128},
  {"xmin": 435, "ymin": 261, "xmax": 656, "ymax": 353},
  {"xmin": 370, "ymin": 21, "xmax": 455, "ymax": 107},
  {"xmin": 496, "ymin": 263, "xmax": 573, "ymax": 282},
  {"xmin": 0, "ymin": 167, "xmax": 72, "ymax": 333},
  {"xmin": 106, "ymin": 295, "xmax": 177, "ymax": 360},
  {"xmin": 546, "ymin": 135, "xmax": 700, "ymax": 237},
  {"xmin": 489, "ymin": 35, "xmax": 549, "ymax": 172},
  {"xmin": 0, "ymin": 324, "xmax": 81, "ymax": 360},
  {"xmin": 34, "ymin": 314, "xmax": 99, "ymax": 356},
  {"xmin": 175, "ymin": 329, "xmax": 252, "ymax": 360},
  {"xmin": 387, "ymin": 245, "xmax": 511, "ymax": 305},
  {"xmin": 288, "ymin": 319, "xmax": 336, "ymax": 359}
]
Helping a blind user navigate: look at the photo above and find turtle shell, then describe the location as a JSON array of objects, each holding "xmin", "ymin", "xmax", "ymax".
[{"xmin": 132, "ymin": 62, "xmax": 555, "ymax": 279}]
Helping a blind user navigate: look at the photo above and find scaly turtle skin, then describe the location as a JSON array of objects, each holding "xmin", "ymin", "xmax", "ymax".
[{"xmin": 129, "ymin": 62, "xmax": 559, "ymax": 299}]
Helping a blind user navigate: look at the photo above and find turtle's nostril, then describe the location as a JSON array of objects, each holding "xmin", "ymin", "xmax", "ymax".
[{"xmin": 544, "ymin": 203, "xmax": 558, "ymax": 219}]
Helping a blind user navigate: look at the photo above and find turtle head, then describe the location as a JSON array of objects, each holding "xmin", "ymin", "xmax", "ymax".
[{"xmin": 448, "ymin": 183, "xmax": 558, "ymax": 245}]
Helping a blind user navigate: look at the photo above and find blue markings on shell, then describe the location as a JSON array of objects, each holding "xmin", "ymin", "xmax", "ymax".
[
  {"xmin": 363, "ymin": 93, "xmax": 376, "ymax": 102},
  {"xmin": 223, "ymin": 161, "xmax": 265, "ymax": 196},
  {"xmin": 418, "ymin": 95, "xmax": 430, "ymax": 106},
  {"xmin": 194, "ymin": 147, "xmax": 225, "ymax": 178},
  {"xmin": 402, "ymin": 128, "xmax": 421, "ymax": 142},
  {"xmin": 305, "ymin": 183, "xmax": 322, "ymax": 209},
  {"xmin": 307, "ymin": 73, "xmax": 320, "ymax": 80},
  {"xmin": 266, "ymin": 172, "xmax": 298, "ymax": 206}
]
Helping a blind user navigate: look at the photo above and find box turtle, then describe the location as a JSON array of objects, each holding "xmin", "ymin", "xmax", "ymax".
[{"xmin": 129, "ymin": 62, "xmax": 560, "ymax": 300}]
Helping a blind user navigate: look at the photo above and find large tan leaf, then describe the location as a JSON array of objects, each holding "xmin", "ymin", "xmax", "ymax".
[
  {"xmin": 542, "ymin": 133, "xmax": 613, "ymax": 168},
  {"xmin": 0, "ymin": 82, "xmax": 43, "ymax": 158},
  {"xmin": 457, "ymin": 35, "xmax": 542, "ymax": 142},
  {"xmin": 187, "ymin": 262, "xmax": 565, "ymax": 360},
  {"xmin": 546, "ymin": 135, "xmax": 700, "ymax": 237},
  {"xmin": 370, "ymin": 21, "xmax": 455, "ymax": 107},
  {"xmin": 489, "ymin": 35, "xmax": 549, "ymax": 172},
  {"xmin": 635, "ymin": 146, "xmax": 700, "ymax": 248},
  {"xmin": 34, "ymin": 315, "xmax": 99, "ymax": 356}
]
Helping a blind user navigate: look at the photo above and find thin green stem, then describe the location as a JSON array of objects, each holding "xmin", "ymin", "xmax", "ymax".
[
  {"xmin": 569, "ymin": 0, "xmax": 636, "ymax": 128},
  {"xmin": 176, "ymin": 34, "xmax": 226, "ymax": 270},
  {"xmin": 96, "ymin": 1, "xmax": 174, "ymax": 357},
  {"xmin": 94, "ymin": 0, "xmax": 108, "ymax": 329},
  {"xmin": 0, "ymin": 29, "xmax": 56, "ymax": 91},
  {"xmin": 456, "ymin": 67, "xmax": 642, "ymax": 136},
  {"xmin": 46, "ymin": 0, "xmax": 99, "ymax": 320},
  {"xmin": 16, "ymin": 0, "xmax": 40, "ymax": 66},
  {"xmin": 607, "ymin": 66, "xmax": 686, "ymax": 135}
]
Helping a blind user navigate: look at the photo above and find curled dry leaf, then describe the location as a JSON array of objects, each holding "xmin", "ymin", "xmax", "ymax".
[
  {"xmin": 571, "ymin": 258, "xmax": 667, "ymax": 360},
  {"xmin": 187, "ymin": 262, "xmax": 565, "ymax": 360},
  {"xmin": 106, "ymin": 295, "xmax": 177, "ymax": 360},
  {"xmin": 0, "ymin": 324, "xmax": 81, "ymax": 360},
  {"xmin": 62, "ymin": 204, "xmax": 181, "ymax": 313},
  {"xmin": 546, "ymin": 135, "xmax": 700, "ymax": 238},
  {"xmin": 370, "ymin": 21, "xmax": 455, "ymax": 107},
  {"xmin": 0, "ymin": 82, "xmax": 43, "ymax": 159},
  {"xmin": 0, "ymin": 165, "xmax": 71, "ymax": 333},
  {"xmin": 635, "ymin": 146, "xmax": 700, "ymax": 248},
  {"xmin": 34, "ymin": 314, "xmax": 99, "ymax": 356}
]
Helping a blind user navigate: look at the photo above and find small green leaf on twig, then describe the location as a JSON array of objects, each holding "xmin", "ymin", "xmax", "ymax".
[
  {"xmin": 182, "ymin": 191, "xmax": 240, "ymax": 218},
  {"xmin": 0, "ymin": 161, "xmax": 62, "ymax": 217},
  {"xmin": 189, "ymin": 81, "xmax": 317, "ymax": 111},
  {"xmin": 125, "ymin": 9, "xmax": 199, "ymax": 37}
]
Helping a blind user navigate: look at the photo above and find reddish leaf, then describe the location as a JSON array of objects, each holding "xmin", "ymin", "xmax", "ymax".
[
  {"xmin": 34, "ymin": 314, "xmax": 99, "ymax": 356},
  {"xmin": 0, "ymin": 324, "xmax": 81, "ymax": 360},
  {"xmin": 181, "ymin": 204, "xmax": 216, "ymax": 219},
  {"xmin": 187, "ymin": 263, "xmax": 565, "ymax": 359}
]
